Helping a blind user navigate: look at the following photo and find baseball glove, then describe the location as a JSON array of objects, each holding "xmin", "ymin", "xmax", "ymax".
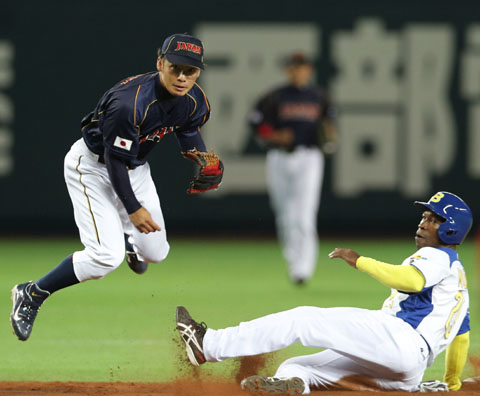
[{"xmin": 182, "ymin": 149, "xmax": 224, "ymax": 194}]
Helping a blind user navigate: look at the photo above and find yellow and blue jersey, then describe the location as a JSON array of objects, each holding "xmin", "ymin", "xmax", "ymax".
[{"xmin": 381, "ymin": 247, "xmax": 469, "ymax": 365}]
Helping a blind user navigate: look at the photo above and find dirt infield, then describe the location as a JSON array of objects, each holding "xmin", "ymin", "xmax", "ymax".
[
  {"xmin": 1, "ymin": 354, "xmax": 479, "ymax": 396},
  {"xmin": 0, "ymin": 378, "xmax": 480, "ymax": 396}
]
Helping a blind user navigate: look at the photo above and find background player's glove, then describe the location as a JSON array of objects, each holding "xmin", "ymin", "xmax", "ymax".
[
  {"xmin": 182, "ymin": 149, "xmax": 224, "ymax": 194},
  {"xmin": 419, "ymin": 380, "xmax": 449, "ymax": 392}
]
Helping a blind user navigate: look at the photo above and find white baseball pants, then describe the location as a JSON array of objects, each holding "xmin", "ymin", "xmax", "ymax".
[
  {"xmin": 64, "ymin": 138, "xmax": 170, "ymax": 281},
  {"xmin": 266, "ymin": 147, "xmax": 324, "ymax": 281},
  {"xmin": 203, "ymin": 306, "xmax": 429, "ymax": 393}
]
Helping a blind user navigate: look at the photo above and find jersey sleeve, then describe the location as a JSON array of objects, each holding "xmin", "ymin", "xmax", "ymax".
[
  {"xmin": 249, "ymin": 91, "xmax": 279, "ymax": 137},
  {"xmin": 101, "ymin": 92, "xmax": 140, "ymax": 160},
  {"xmin": 356, "ymin": 256, "xmax": 425, "ymax": 292},
  {"xmin": 444, "ymin": 331, "xmax": 470, "ymax": 390},
  {"xmin": 104, "ymin": 150, "xmax": 141, "ymax": 214},
  {"xmin": 408, "ymin": 247, "xmax": 451, "ymax": 288},
  {"xmin": 457, "ymin": 310, "xmax": 470, "ymax": 335},
  {"xmin": 316, "ymin": 88, "xmax": 336, "ymax": 121},
  {"xmin": 176, "ymin": 130, "xmax": 207, "ymax": 152}
]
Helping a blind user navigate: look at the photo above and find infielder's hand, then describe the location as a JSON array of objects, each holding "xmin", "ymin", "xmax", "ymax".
[
  {"xmin": 129, "ymin": 207, "xmax": 161, "ymax": 234},
  {"xmin": 328, "ymin": 248, "xmax": 360, "ymax": 268}
]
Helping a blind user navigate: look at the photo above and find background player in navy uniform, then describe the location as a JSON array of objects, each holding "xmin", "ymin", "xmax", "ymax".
[
  {"xmin": 176, "ymin": 191, "xmax": 472, "ymax": 394},
  {"xmin": 249, "ymin": 52, "xmax": 337, "ymax": 285},
  {"xmin": 10, "ymin": 33, "xmax": 223, "ymax": 341}
]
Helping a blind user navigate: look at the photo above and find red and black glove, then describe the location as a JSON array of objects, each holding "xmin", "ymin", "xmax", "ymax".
[{"xmin": 182, "ymin": 149, "xmax": 224, "ymax": 194}]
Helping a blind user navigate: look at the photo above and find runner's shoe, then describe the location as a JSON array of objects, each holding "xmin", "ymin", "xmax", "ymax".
[
  {"xmin": 241, "ymin": 376, "xmax": 305, "ymax": 395},
  {"xmin": 176, "ymin": 306, "xmax": 207, "ymax": 366}
]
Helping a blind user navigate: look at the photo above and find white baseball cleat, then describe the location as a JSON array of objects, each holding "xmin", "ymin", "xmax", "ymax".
[
  {"xmin": 241, "ymin": 375, "xmax": 305, "ymax": 395},
  {"xmin": 419, "ymin": 380, "xmax": 449, "ymax": 392}
]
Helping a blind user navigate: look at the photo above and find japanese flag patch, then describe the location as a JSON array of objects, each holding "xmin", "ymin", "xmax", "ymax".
[{"xmin": 113, "ymin": 136, "xmax": 133, "ymax": 151}]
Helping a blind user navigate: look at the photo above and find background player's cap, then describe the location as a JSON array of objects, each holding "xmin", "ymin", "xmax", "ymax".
[
  {"xmin": 160, "ymin": 33, "xmax": 205, "ymax": 70},
  {"xmin": 284, "ymin": 52, "xmax": 312, "ymax": 67}
]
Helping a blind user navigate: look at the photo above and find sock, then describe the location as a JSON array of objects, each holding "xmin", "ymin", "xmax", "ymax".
[
  {"xmin": 36, "ymin": 254, "xmax": 80, "ymax": 294},
  {"xmin": 124, "ymin": 233, "xmax": 134, "ymax": 252}
]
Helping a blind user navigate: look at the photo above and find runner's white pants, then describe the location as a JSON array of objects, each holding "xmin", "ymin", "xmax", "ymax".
[
  {"xmin": 203, "ymin": 306, "xmax": 429, "ymax": 393},
  {"xmin": 64, "ymin": 138, "xmax": 170, "ymax": 281},
  {"xmin": 266, "ymin": 147, "xmax": 324, "ymax": 281}
]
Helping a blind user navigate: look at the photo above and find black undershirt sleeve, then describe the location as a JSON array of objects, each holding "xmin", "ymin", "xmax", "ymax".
[{"xmin": 104, "ymin": 149, "xmax": 141, "ymax": 215}]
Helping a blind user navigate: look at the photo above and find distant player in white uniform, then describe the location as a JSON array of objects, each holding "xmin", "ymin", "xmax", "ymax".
[
  {"xmin": 249, "ymin": 52, "xmax": 337, "ymax": 285},
  {"xmin": 176, "ymin": 191, "xmax": 472, "ymax": 394}
]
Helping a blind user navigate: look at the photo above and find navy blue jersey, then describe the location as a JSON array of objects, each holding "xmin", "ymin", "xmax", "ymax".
[
  {"xmin": 81, "ymin": 72, "xmax": 210, "ymax": 168},
  {"xmin": 250, "ymin": 84, "xmax": 333, "ymax": 150}
]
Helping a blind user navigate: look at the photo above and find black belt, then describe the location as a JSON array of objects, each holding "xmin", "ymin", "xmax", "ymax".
[
  {"xmin": 282, "ymin": 145, "xmax": 317, "ymax": 153},
  {"xmin": 83, "ymin": 142, "xmax": 105, "ymax": 164}
]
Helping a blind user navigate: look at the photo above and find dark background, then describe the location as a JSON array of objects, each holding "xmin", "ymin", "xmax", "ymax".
[{"xmin": 1, "ymin": 0, "xmax": 478, "ymax": 237}]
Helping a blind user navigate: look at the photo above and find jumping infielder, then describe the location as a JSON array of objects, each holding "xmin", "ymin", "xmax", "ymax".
[
  {"xmin": 11, "ymin": 33, "xmax": 223, "ymax": 342},
  {"xmin": 249, "ymin": 52, "xmax": 336, "ymax": 285},
  {"xmin": 176, "ymin": 191, "xmax": 472, "ymax": 394}
]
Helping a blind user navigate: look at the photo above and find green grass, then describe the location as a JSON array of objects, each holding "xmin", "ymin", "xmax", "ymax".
[{"xmin": 0, "ymin": 237, "xmax": 478, "ymax": 383}]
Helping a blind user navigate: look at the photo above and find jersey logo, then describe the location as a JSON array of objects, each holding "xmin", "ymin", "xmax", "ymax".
[
  {"xmin": 139, "ymin": 127, "xmax": 176, "ymax": 144},
  {"xmin": 120, "ymin": 75, "xmax": 141, "ymax": 85},
  {"xmin": 113, "ymin": 136, "xmax": 133, "ymax": 151},
  {"xmin": 409, "ymin": 255, "xmax": 427, "ymax": 264},
  {"xmin": 428, "ymin": 192, "xmax": 445, "ymax": 203},
  {"xmin": 279, "ymin": 102, "xmax": 321, "ymax": 121},
  {"xmin": 175, "ymin": 41, "xmax": 202, "ymax": 55}
]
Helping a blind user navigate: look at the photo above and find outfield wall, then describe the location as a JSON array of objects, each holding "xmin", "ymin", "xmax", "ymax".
[{"xmin": 0, "ymin": 0, "xmax": 479, "ymax": 234}]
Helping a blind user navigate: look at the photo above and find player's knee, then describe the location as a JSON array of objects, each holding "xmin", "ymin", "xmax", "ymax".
[
  {"xmin": 296, "ymin": 219, "xmax": 317, "ymax": 235},
  {"xmin": 288, "ymin": 306, "xmax": 321, "ymax": 330},
  {"xmin": 142, "ymin": 241, "xmax": 170, "ymax": 263},
  {"xmin": 290, "ymin": 306, "xmax": 316, "ymax": 318},
  {"xmin": 81, "ymin": 248, "xmax": 124, "ymax": 279},
  {"xmin": 73, "ymin": 251, "xmax": 124, "ymax": 281},
  {"xmin": 96, "ymin": 249, "xmax": 125, "ymax": 269}
]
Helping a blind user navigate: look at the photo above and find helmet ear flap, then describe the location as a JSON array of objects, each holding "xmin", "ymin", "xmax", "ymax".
[{"xmin": 437, "ymin": 223, "xmax": 458, "ymax": 245}]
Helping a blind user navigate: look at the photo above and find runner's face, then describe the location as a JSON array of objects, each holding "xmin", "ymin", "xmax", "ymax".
[
  {"xmin": 157, "ymin": 58, "xmax": 200, "ymax": 96},
  {"xmin": 415, "ymin": 210, "xmax": 444, "ymax": 249}
]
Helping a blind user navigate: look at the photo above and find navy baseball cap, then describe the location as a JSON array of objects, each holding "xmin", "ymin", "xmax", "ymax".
[
  {"xmin": 160, "ymin": 33, "xmax": 205, "ymax": 70},
  {"xmin": 284, "ymin": 52, "xmax": 312, "ymax": 67}
]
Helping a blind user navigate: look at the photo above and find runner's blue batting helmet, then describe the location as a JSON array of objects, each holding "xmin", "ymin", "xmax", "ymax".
[{"xmin": 414, "ymin": 191, "xmax": 473, "ymax": 245}]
